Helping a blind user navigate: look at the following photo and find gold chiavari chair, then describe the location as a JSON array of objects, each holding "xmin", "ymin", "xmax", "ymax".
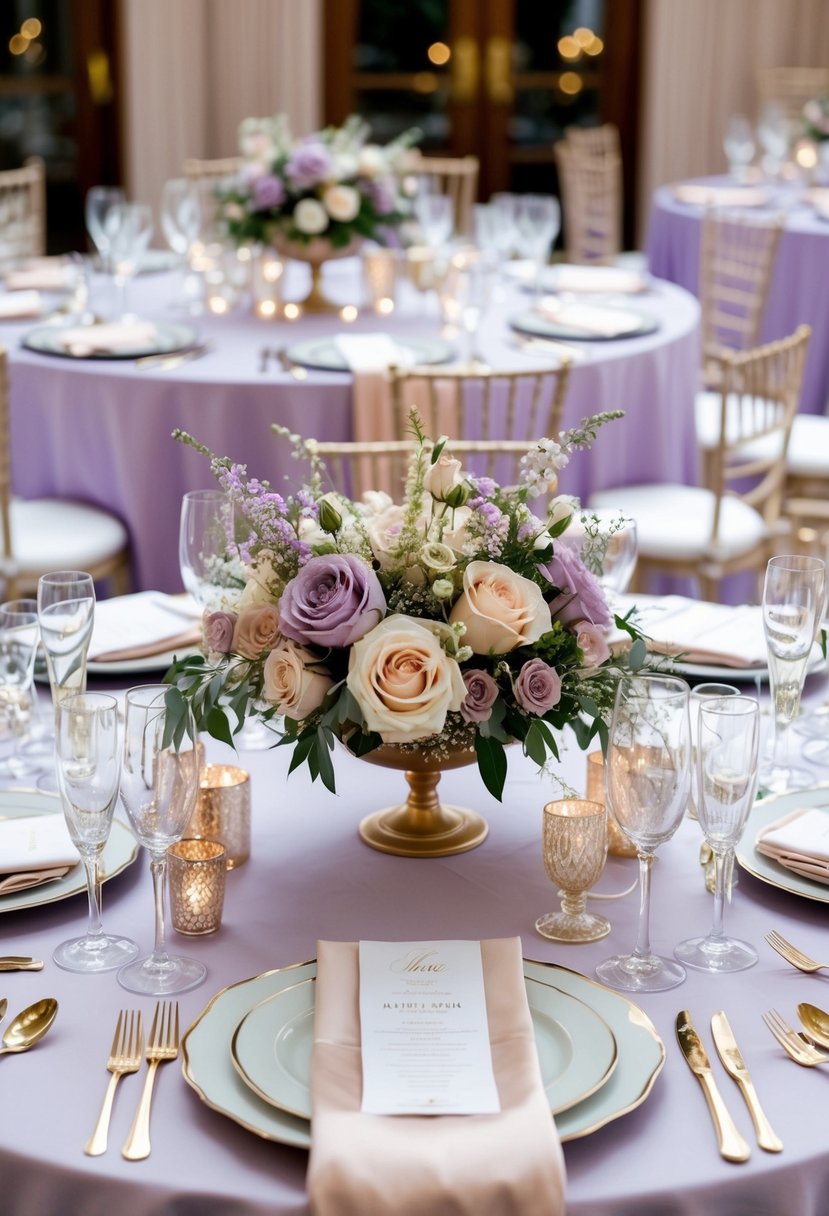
[
  {"xmin": 404, "ymin": 152, "xmax": 479, "ymax": 237},
  {"xmin": 0, "ymin": 158, "xmax": 45, "ymax": 271},
  {"xmin": 757, "ymin": 66, "xmax": 829, "ymax": 124},
  {"xmin": 591, "ymin": 326, "xmax": 811, "ymax": 601},
  {"xmin": 553, "ymin": 140, "xmax": 622, "ymax": 265},
  {"xmin": 182, "ymin": 156, "xmax": 244, "ymax": 184},
  {"xmin": 565, "ymin": 123, "xmax": 621, "ymax": 160},
  {"xmin": 0, "ymin": 348, "xmax": 130, "ymax": 598}
]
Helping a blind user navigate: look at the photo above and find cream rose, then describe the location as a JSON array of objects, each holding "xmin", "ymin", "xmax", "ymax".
[
  {"xmin": 263, "ymin": 639, "xmax": 333, "ymax": 720},
  {"xmin": 449, "ymin": 560, "xmax": 551, "ymax": 654},
  {"xmin": 323, "ymin": 184, "xmax": 360, "ymax": 222},
  {"xmin": 346, "ymin": 615, "xmax": 466, "ymax": 743},
  {"xmin": 365, "ymin": 503, "xmax": 408, "ymax": 569},
  {"xmin": 293, "ymin": 198, "xmax": 329, "ymax": 235},
  {"xmin": 423, "ymin": 453, "xmax": 463, "ymax": 501},
  {"xmin": 238, "ymin": 549, "xmax": 280, "ymax": 609}
]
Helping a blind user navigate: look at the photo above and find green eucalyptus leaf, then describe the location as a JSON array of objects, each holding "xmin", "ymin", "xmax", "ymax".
[{"xmin": 474, "ymin": 734, "xmax": 507, "ymax": 802}]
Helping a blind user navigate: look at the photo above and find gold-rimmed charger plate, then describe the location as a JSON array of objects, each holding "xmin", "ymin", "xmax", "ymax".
[
  {"xmin": 229, "ymin": 972, "xmax": 617, "ymax": 1122},
  {"xmin": 736, "ymin": 786, "xmax": 829, "ymax": 904},
  {"xmin": 182, "ymin": 957, "xmax": 663, "ymax": 1148}
]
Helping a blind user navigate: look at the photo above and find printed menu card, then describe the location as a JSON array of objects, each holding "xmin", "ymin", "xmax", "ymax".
[{"xmin": 358, "ymin": 940, "xmax": 501, "ymax": 1116}]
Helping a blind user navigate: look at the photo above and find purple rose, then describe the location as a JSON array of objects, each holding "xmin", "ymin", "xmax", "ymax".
[
  {"xmin": 204, "ymin": 610, "xmax": 236, "ymax": 654},
  {"xmin": 540, "ymin": 544, "xmax": 611, "ymax": 630},
  {"xmin": 285, "ymin": 141, "xmax": 332, "ymax": 190},
  {"xmin": 278, "ymin": 554, "xmax": 386, "ymax": 649},
  {"xmin": 514, "ymin": 659, "xmax": 562, "ymax": 715},
  {"xmin": 251, "ymin": 173, "xmax": 286, "ymax": 211},
  {"xmin": 460, "ymin": 669, "xmax": 499, "ymax": 724}
]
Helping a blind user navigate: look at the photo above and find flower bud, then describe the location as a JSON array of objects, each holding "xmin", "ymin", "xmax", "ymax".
[
  {"xmin": 319, "ymin": 499, "xmax": 343, "ymax": 534},
  {"xmin": 431, "ymin": 577, "xmax": 455, "ymax": 600}
]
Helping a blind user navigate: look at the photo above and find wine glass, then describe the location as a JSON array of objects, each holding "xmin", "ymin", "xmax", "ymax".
[
  {"xmin": 107, "ymin": 201, "xmax": 154, "ymax": 317},
  {"xmin": 179, "ymin": 489, "xmax": 239, "ymax": 610},
  {"xmin": 687, "ymin": 682, "xmax": 740, "ymax": 820},
  {"xmin": 535, "ymin": 798, "xmax": 610, "ymax": 942},
  {"xmin": 757, "ymin": 103, "xmax": 790, "ymax": 179},
  {"xmin": 36, "ymin": 570, "xmax": 96, "ymax": 793},
  {"xmin": 674, "ymin": 696, "xmax": 760, "ymax": 972},
  {"xmin": 596, "ymin": 674, "xmax": 691, "ymax": 993},
  {"xmin": 413, "ymin": 190, "xmax": 454, "ymax": 250},
  {"xmin": 85, "ymin": 185, "xmax": 126, "ymax": 272},
  {"xmin": 760, "ymin": 554, "xmax": 826, "ymax": 793},
  {"xmin": 0, "ymin": 599, "xmax": 42, "ymax": 785},
  {"xmin": 160, "ymin": 177, "xmax": 202, "ymax": 259},
  {"xmin": 723, "ymin": 114, "xmax": 755, "ymax": 181},
  {"xmin": 117, "ymin": 685, "xmax": 206, "ymax": 995},
  {"xmin": 52, "ymin": 692, "xmax": 138, "ymax": 973},
  {"xmin": 513, "ymin": 194, "xmax": 560, "ymax": 301}
]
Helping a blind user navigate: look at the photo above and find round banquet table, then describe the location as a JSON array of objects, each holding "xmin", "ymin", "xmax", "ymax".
[
  {"xmin": 5, "ymin": 260, "xmax": 700, "ymax": 593},
  {"xmin": 1, "ymin": 670, "xmax": 829, "ymax": 1215},
  {"xmin": 646, "ymin": 176, "xmax": 829, "ymax": 412}
]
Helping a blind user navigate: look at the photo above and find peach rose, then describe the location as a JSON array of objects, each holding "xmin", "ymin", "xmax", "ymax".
[
  {"xmin": 232, "ymin": 605, "xmax": 280, "ymax": 659},
  {"xmin": 449, "ymin": 561, "xmax": 551, "ymax": 655},
  {"xmin": 346, "ymin": 615, "xmax": 466, "ymax": 743},
  {"xmin": 574, "ymin": 620, "xmax": 610, "ymax": 667},
  {"xmin": 263, "ymin": 639, "xmax": 333, "ymax": 720}
]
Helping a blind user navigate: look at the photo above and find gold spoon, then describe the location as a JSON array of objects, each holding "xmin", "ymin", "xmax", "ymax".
[
  {"xmin": 0, "ymin": 998, "xmax": 7, "ymax": 1023},
  {"xmin": 0, "ymin": 998, "xmax": 58, "ymax": 1056},
  {"xmin": 797, "ymin": 1002, "xmax": 829, "ymax": 1050}
]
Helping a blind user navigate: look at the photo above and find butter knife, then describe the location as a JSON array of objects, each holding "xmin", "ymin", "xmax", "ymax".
[
  {"xmin": 676, "ymin": 1010, "xmax": 750, "ymax": 1162},
  {"xmin": 0, "ymin": 956, "xmax": 43, "ymax": 971},
  {"xmin": 711, "ymin": 1011, "xmax": 783, "ymax": 1153}
]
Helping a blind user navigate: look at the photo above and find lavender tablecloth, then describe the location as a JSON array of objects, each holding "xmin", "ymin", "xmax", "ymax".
[
  {"xmin": 6, "ymin": 260, "xmax": 699, "ymax": 592},
  {"xmin": 646, "ymin": 178, "xmax": 829, "ymax": 413},
  {"xmin": 1, "ymin": 669, "xmax": 829, "ymax": 1215}
]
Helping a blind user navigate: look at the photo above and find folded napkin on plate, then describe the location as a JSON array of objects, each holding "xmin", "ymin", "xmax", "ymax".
[
  {"xmin": 89, "ymin": 591, "xmax": 202, "ymax": 663},
  {"xmin": 0, "ymin": 290, "xmax": 40, "ymax": 320},
  {"xmin": 307, "ymin": 937, "xmax": 565, "ymax": 1216},
  {"xmin": 550, "ymin": 264, "xmax": 647, "ymax": 294},
  {"xmin": 6, "ymin": 261, "xmax": 71, "ymax": 292},
  {"xmin": 672, "ymin": 184, "xmax": 769, "ymax": 208},
  {"xmin": 54, "ymin": 320, "xmax": 159, "ymax": 356},
  {"xmin": 755, "ymin": 807, "xmax": 829, "ymax": 884},
  {"xmin": 611, "ymin": 595, "xmax": 772, "ymax": 668},
  {"xmin": 536, "ymin": 297, "xmax": 642, "ymax": 337},
  {"xmin": 0, "ymin": 814, "xmax": 80, "ymax": 894}
]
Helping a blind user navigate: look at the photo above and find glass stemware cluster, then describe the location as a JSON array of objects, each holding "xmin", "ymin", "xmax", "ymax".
[{"xmin": 85, "ymin": 186, "xmax": 154, "ymax": 318}]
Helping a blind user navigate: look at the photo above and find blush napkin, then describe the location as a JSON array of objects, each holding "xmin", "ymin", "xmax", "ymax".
[
  {"xmin": 0, "ymin": 814, "xmax": 80, "ymax": 894},
  {"xmin": 755, "ymin": 808, "xmax": 829, "ymax": 884},
  {"xmin": 536, "ymin": 297, "xmax": 642, "ymax": 337},
  {"xmin": 307, "ymin": 937, "xmax": 566, "ymax": 1216},
  {"xmin": 54, "ymin": 320, "xmax": 158, "ymax": 356},
  {"xmin": 88, "ymin": 591, "xmax": 202, "ymax": 663}
]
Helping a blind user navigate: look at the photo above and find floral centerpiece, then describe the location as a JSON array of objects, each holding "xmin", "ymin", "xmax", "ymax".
[
  {"xmin": 218, "ymin": 114, "xmax": 418, "ymax": 250},
  {"xmin": 166, "ymin": 411, "xmax": 645, "ymax": 808}
]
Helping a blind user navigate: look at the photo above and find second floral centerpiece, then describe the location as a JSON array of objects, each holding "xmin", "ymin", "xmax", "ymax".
[{"xmin": 166, "ymin": 411, "xmax": 642, "ymax": 855}]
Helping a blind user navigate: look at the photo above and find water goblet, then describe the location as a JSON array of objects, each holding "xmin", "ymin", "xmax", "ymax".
[
  {"xmin": 595, "ymin": 674, "xmax": 691, "ymax": 993},
  {"xmin": 413, "ymin": 190, "xmax": 454, "ymax": 250},
  {"xmin": 179, "ymin": 489, "xmax": 239, "ymax": 610},
  {"xmin": 535, "ymin": 798, "xmax": 610, "ymax": 942},
  {"xmin": 37, "ymin": 571, "xmax": 95, "ymax": 710},
  {"xmin": 760, "ymin": 554, "xmax": 826, "ymax": 793},
  {"xmin": 513, "ymin": 194, "xmax": 560, "ymax": 301},
  {"xmin": 117, "ymin": 685, "xmax": 206, "ymax": 995},
  {"xmin": 85, "ymin": 185, "xmax": 126, "ymax": 273},
  {"xmin": 52, "ymin": 693, "xmax": 138, "ymax": 973},
  {"xmin": 0, "ymin": 599, "xmax": 43, "ymax": 784},
  {"xmin": 107, "ymin": 201, "xmax": 154, "ymax": 318},
  {"xmin": 674, "ymin": 696, "xmax": 760, "ymax": 972},
  {"xmin": 723, "ymin": 114, "xmax": 756, "ymax": 181},
  {"xmin": 757, "ymin": 103, "xmax": 790, "ymax": 179}
]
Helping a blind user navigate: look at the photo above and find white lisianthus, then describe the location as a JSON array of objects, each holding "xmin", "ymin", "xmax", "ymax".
[
  {"xmin": 323, "ymin": 184, "xmax": 361, "ymax": 223},
  {"xmin": 549, "ymin": 494, "xmax": 580, "ymax": 527},
  {"xmin": 357, "ymin": 145, "xmax": 386, "ymax": 178},
  {"xmin": 420, "ymin": 542, "xmax": 456, "ymax": 573},
  {"xmin": 293, "ymin": 198, "xmax": 329, "ymax": 235}
]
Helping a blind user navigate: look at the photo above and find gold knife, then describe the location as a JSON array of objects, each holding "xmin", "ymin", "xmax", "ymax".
[
  {"xmin": 0, "ymin": 956, "xmax": 44, "ymax": 971},
  {"xmin": 676, "ymin": 1010, "xmax": 750, "ymax": 1162},
  {"xmin": 711, "ymin": 1011, "xmax": 783, "ymax": 1153}
]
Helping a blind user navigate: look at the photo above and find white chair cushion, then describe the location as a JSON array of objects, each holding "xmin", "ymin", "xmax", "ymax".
[
  {"xmin": 7, "ymin": 498, "xmax": 127, "ymax": 575},
  {"xmin": 694, "ymin": 389, "xmax": 786, "ymax": 462},
  {"xmin": 589, "ymin": 483, "xmax": 769, "ymax": 562},
  {"xmin": 787, "ymin": 414, "xmax": 829, "ymax": 477}
]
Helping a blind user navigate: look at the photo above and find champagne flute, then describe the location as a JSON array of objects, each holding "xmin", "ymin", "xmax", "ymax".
[
  {"xmin": 117, "ymin": 685, "xmax": 206, "ymax": 995},
  {"xmin": 36, "ymin": 571, "xmax": 96, "ymax": 794},
  {"xmin": 675, "ymin": 696, "xmax": 760, "ymax": 973},
  {"xmin": 596, "ymin": 674, "xmax": 691, "ymax": 993},
  {"xmin": 760, "ymin": 554, "xmax": 826, "ymax": 793},
  {"xmin": 0, "ymin": 599, "xmax": 42, "ymax": 784},
  {"xmin": 52, "ymin": 693, "xmax": 138, "ymax": 973}
]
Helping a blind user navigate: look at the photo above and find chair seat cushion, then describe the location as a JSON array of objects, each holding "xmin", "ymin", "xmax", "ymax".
[
  {"xmin": 8, "ymin": 498, "xmax": 128, "ymax": 574},
  {"xmin": 787, "ymin": 414, "xmax": 829, "ymax": 477},
  {"xmin": 694, "ymin": 389, "xmax": 786, "ymax": 461},
  {"xmin": 589, "ymin": 483, "xmax": 769, "ymax": 562}
]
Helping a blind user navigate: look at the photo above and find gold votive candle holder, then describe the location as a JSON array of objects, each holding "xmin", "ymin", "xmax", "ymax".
[
  {"xmin": 586, "ymin": 750, "xmax": 638, "ymax": 857},
  {"xmin": 168, "ymin": 838, "xmax": 226, "ymax": 935},
  {"xmin": 188, "ymin": 763, "xmax": 251, "ymax": 869}
]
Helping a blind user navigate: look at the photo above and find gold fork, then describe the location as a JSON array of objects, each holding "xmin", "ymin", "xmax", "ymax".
[
  {"xmin": 765, "ymin": 930, "xmax": 829, "ymax": 974},
  {"xmin": 762, "ymin": 1009, "xmax": 829, "ymax": 1067},
  {"xmin": 122, "ymin": 1001, "xmax": 180, "ymax": 1161},
  {"xmin": 85, "ymin": 1010, "xmax": 144, "ymax": 1156}
]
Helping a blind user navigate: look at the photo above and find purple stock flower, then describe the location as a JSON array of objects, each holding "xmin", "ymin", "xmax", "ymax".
[
  {"xmin": 540, "ymin": 544, "xmax": 611, "ymax": 630},
  {"xmin": 251, "ymin": 174, "xmax": 286, "ymax": 211},
  {"xmin": 279, "ymin": 554, "xmax": 386, "ymax": 648},
  {"xmin": 285, "ymin": 141, "xmax": 332, "ymax": 190},
  {"xmin": 459, "ymin": 669, "xmax": 499, "ymax": 724},
  {"xmin": 514, "ymin": 659, "xmax": 561, "ymax": 715}
]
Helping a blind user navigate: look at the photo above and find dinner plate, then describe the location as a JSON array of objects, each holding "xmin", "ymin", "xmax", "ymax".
[
  {"xmin": 182, "ymin": 958, "xmax": 663, "ymax": 1148},
  {"xmin": 230, "ymin": 973, "xmax": 617, "ymax": 1121},
  {"xmin": 509, "ymin": 307, "xmax": 658, "ymax": 343},
  {"xmin": 0, "ymin": 789, "xmax": 138, "ymax": 914},
  {"xmin": 284, "ymin": 335, "xmax": 455, "ymax": 372},
  {"xmin": 736, "ymin": 787, "xmax": 829, "ymax": 904},
  {"xmin": 86, "ymin": 646, "xmax": 200, "ymax": 677},
  {"xmin": 22, "ymin": 321, "xmax": 198, "ymax": 361},
  {"xmin": 655, "ymin": 647, "xmax": 824, "ymax": 685}
]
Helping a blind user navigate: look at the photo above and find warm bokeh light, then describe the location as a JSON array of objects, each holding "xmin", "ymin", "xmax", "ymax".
[
  {"xmin": 207, "ymin": 296, "xmax": 230, "ymax": 316},
  {"xmin": 21, "ymin": 17, "xmax": 42, "ymax": 38},
  {"xmin": 9, "ymin": 33, "xmax": 28, "ymax": 55},
  {"xmin": 427, "ymin": 41, "xmax": 451, "ymax": 66},
  {"xmin": 376, "ymin": 297, "xmax": 394, "ymax": 316},
  {"xmin": 559, "ymin": 71, "xmax": 583, "ymax": 96},
  {"xmin": 283, "ymin": 302, "xmax": 301, "ymax": 321},
  {"xmin": 585, "ymin": 35, "xmax": 604, "ymax": 56},
  {"xmin": 795, "ymin": 140, "xmax": 818, "ymax": 169},
  {"xmin": 413, "ymin": 71, "xmax": 439, "ymax": 94},
  {"xmin": 256, "ymin": 299, "xmax": 277, "ymax": 319},
  {"xmin": 263, "ymin": 259, "xmax": 284, "ymax": 283},
  {"xmin": 557, "ymin": 35, "xmax": 580, "ymax": 60},
  {"xmin": 573, "ymin": 27, "xmax": 595, "ymax": 48},
  {"xmin": 339, "ymin": 304, "xmax": 359, "ymax": 323}
]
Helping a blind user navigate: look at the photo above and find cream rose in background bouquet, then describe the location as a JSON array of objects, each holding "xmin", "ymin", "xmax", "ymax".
[
  {"xmin": 218, "ymin": 113, "xmax": 418, "ymax": 250},
  {"xmin": 166, "ymin": 411, "xmax": 646, "ymax": 801}
]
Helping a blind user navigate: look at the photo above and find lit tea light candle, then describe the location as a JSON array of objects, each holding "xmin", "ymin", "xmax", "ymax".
[
  {"xmin": 188, "ymin": 763, "xmax": 251, "ymax": 869},
  {"xmin": 586, "ymin": 750, "xmax": 638, "ymax": 857},
  {"xmin": 256, "ymin": 299, "xmax": 277, "ymax": 319},
  {"xmin": 339, "ymin": 304, "xmax": 359, "ymax": 323},
  {"xmin": 168, "ymin": 838, "xmax": 227, "ymax": 935},
  {"xmin": 284, "ymin": 302, "xmax": 301, "ymax": 321},
  {"xmin": 376, "ymin": 297, "xmax": 394, "ymax": 316}
]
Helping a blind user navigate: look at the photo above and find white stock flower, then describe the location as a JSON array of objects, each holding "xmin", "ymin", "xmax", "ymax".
[{"xmin": 293, "ymin": 198, "xmax": 329, "ymax": 235}]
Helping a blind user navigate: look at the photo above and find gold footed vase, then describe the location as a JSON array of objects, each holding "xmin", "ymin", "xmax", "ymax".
[
  {"xmin": 272, "ymin": 234, "xmax": 361, "ymax": 313},
  {"xmin": 356, "ymin": 744, "xmax": 488, "ymax": 858}
]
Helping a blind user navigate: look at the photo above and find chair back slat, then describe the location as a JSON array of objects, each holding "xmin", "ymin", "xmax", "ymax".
[
  {"xmin": 565, "ymin": 123, "xmax": 621, "ymax": 160},
  {"xmin": 0, "ymin": 159, "xmax": 45, "ymax": 270},
  {"xmin": 554, "ymin": 141, "xmax": 622, "ymax": 265},
  {"xmin": 699, "ymin": 210, "xmax": 783, "ymax": 360},
  {"xmin": 405, "ymin": 153, "xmax": 479, "ymax": 237},
  {"xmin": 183, "ymin": 156, "xmax": 244, "ymax": 184}
]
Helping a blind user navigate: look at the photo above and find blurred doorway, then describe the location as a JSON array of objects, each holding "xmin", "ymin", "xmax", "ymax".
[{"xmin": 0, "ymin": 0, "xmax": 122, "ymax": 252}]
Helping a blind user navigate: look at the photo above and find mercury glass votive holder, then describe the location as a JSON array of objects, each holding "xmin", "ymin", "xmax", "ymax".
[
  {"xmin": 168, "ymin": 838, "xmax": 226, "ymax": 935},
  {"xmin": 586, "ymin": 750, "xmax": 638, "ymax": 857},
  {"xmin": 362, "ymin": 247, "xmax": 398, "ymax": 314},
  {"xmin": 535, "ymin": 799, "xmax": 610, "ymax": 943},
  {"xmin": 187, "ymin": 763, "xmax": 251, "ymax": 869}
]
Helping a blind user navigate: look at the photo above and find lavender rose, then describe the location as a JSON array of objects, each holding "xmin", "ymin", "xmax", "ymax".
[
  {"xmin": 285, "ymin": 140, "xmax": 332, "ymax": 190},
  {"xmin": 279, "ymin": 554, "xmax": 386, "ymax": 649},
  {"xmin": 251, "ymin": 174, "xmax": 286, "ymax": 211},
  {"xmin": 232, "ymin": 605, "xmax": 280, "ymax": 659},
  {"xmin": 460, "ymin": 669, "xmax": 499, "ymax": 724},
  {"xmin": 514, "ymin": 659, "xmax": 562, "ymax": 715},
  {"xmin": 540, "ymin": 544, "xmax": 612, "ymax": 630},
  {"xmin": 204, "ymin": 611, "xmax": 236, "ymax": 655}
]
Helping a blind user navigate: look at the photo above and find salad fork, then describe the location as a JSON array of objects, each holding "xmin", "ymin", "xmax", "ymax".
[
  {"xmin": 765, "ymin": 930, "xmax": 829, "ymax": 974},
  {"xmin": 85, "ymin": 1009, "xmax": 144, "ymax": 1156},
  {"xmin": 762, "ymin": 1009, "xmax": 829, "ymax": 1067},
  {"xmin": 122, "ymin": 1001, "xmax": 179, "ymax": 1160}
]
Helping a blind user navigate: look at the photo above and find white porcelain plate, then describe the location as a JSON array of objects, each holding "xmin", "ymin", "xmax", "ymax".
[
  {"xmin": 284, "ymin": 334, "xmax": 455, "ymax": 372},
  {"xmin": 736, "ymin": 787, "xmax": 829, "ymax": 904},
  {"xmin": 22, "ymin": 321, "xmax": 197, "ymax": 360}
]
